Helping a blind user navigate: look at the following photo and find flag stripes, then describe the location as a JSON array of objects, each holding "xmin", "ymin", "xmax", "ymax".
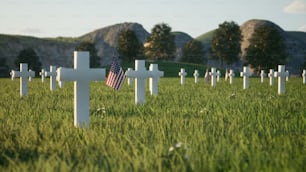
[{"xmin": 106, "ymin": 58, "xmax": 125, "ymax": 90}]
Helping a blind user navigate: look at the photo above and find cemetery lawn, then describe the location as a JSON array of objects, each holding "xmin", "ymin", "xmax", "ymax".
[{"xmin": 0, "ymin": 78, "xmax": 305, "ymax": 171}]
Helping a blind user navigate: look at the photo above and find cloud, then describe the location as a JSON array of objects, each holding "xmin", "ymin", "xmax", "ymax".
[
  {"xmin": 284, "ymin": 0, "xmax": 306, "ymax": 13},
  {"xmin": 298, "ymin": 24, "xmax": 306, "ymax": 32}
]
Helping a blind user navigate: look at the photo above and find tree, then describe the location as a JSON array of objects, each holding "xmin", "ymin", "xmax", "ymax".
[
  {"xmin": 181, "ymin": 39, "xmax": 206, "ymax": 64},
  {"xmin": 144, "ymin": 23, "xmax": 175, "ymax": 60},
  {"xmin": 75, "ymin": 41, "xmax": 100, "ymax": 67},
  {"xmin": 15, "ymin": 48, "xmax": 42, "ymax": 75},
  {"xmin": 118, "ymin": 29, "xmax": 143, "ymax": 62},
  {"xmin": 211, "ymin": 21, "xmax": 242, "ymax": 66},
  {"xmin": 245, "ymin": 25, "xmax": 287, "ymax": 74}
]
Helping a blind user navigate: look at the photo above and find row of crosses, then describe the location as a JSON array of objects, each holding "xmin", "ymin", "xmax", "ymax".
[{"xmin": 10, "ymin": 51, "xmax": 164, "ymax": 127}]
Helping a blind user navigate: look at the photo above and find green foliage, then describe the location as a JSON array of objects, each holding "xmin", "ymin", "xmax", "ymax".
[
  {"xmin": 144, "ymin": 23, "xmax": 176, "ymax": 60},
  {"xmin": 211, "ymin": 21, "xmax": 242, "ymax": 66},
  {"xmin": 245, "ymin": 25, "xmax": 287, "ymax": 74},
  {"xmin": 0, "ymin": 78, "xmax": 305, "ymax": 171},
  {"xmin": 118, "ymin": 29, "xmax": 143, "ymax": 62},
  {"xmin": 181, "ymin": 39, "xmax": 206, "ymax": 64},
  {"xmin": 75, "ymin": 42, "xmax": 100, "ymax": 68},
  {"xmin": 14, "ymin": 48, "xmax": 42, "ymax": 75}
]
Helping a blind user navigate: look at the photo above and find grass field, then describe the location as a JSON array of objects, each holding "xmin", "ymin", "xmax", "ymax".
[{"xmin": 0, "ymin": 77, "xmax": 305, "ymax": 171}]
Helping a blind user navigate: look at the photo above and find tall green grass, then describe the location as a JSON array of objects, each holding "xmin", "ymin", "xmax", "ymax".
[{"xmin": 0, "ymin": 78, "xmax": 305, "ymax": 171}]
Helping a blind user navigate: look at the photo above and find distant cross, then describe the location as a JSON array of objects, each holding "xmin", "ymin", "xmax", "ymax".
[
  {"xmin": 149, "ymin": 64, "xmax": 164, "ymax": 96},
  {"xmin": 204, "ymin": 69, "xmax": 210, "ymax": 82},
  {"xmin": 125, "ymin": 60, "xmax": 162, "ymax": 104},
  {"xmin": 216, "ymin": 70, "xmax": 221, "ymax": 82},
  {"xmin": 193, "ymin": 70, "xmax": 199, "ymax": 83},
  {"xmin": 39, "ymin": 69, "xmax": 46, "ymax": 83},
  {"xmin": 178, "ymin": 68, "xmax": 187, "ymax": 85},
  {"xmin": 224, "ymin": 69, "xmax": 229, "ymax": 81},
  {"xmin": 28, "ymin": 69, "xmax": 35, "ymax": 81},
  {"xmin": 45, "ymin": 65, "xmax": 57, "ymax": 91},
  {"xmin": 56, "ymin": 51, "xmax": 106, "ymax": 127},
  {"xmin": 126, "ymin": 68, "xmax": 134, "ymax": 86},
  {"xmin": 260, "ymin": 70, "xmax": 266, "ymax": 83},
  {"xmin": 274, "ymin": 65, "xmax": 289, "ymax": 95},
  {"xmin": 10, "ymin": 63, "xmax": 35, "ymax": 97},
  {"xmin": 302, "ymin": 69, "xmax": 306, "ymax": 84},
  {"xmin": 209, "ymin": 67, "xmax": 217, "ymax": 87},
  {"xmin": 240, "ymin": 66, "xmax": 251, "ymax": 89},
  {"xmin": 229, "ymin": 69, "xmax": 235, "ymax": 84},
  {"xmin": 268, "ymin": 69, "xmax": 275, "ymax": 86},
  {"xmin": 286, "ymin": 70, "xmax": 289, "ymax": 81}
]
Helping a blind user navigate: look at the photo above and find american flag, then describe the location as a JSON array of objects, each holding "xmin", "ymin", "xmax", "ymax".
[{"xmin": 106, "ymin": 57, "xmax": 125, "ymax": 90}]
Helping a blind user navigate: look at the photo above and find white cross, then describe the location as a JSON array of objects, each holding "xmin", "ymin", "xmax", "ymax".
[
  {"xmin": 178, "ymin": 68, "xmax": 187, "ymax": 85},
  {"xmin": 209, "ymin": 67, "xmax": 217, "ymax": 87},
  {"xmin": 260, "ymin": 70, "xmax": 266, "ymax": 83},
  {"xmin": 240, "ymin": 66, "xmax": 251, "ymax": 89},
  {"xmin": 193, "ymin": 70, "xmax": 199, "ymax": 83},
  {"xmin": 45, "ymin": 65, "xmax": 57, "ymax": 91},
  {"xmin": 28, "ymin": 69, "xmax": 35, "ymax": 81},
  {"xmin": 125, "ymin": 60, "xmax": 155, "ymax": 104},
  {"xmin": 286, "ymin": 70, "xmax": 289, "ymax": 81},
  {"xmin": 229, "ymin": 69, "xmax": 235, "ymax": 84},
  {"xmin": 39, "ymin": 69, "xmax": 46, "ymax": 83},
  {"xmin": 56, "ymin": 51, "xmax": 106, "ymax": 127},
  {"xmin": 10, "ymin": 63, "xmax": 35, "ymax": 97},
  {"xmin": 216, "ymin": 70, "xmax": 221, "ymax": 82},
  {"xmin": 149, "ymin": 64, "xmax": 164, "ymax": 96},
  {"xmin": 302, "ymin": 69, "xmax": 306, "ymax": 84},
  {"xmin": 274, "ymin": 65, "xmax": 289, "ymax": 95},
  {"xmin": 268, "ymin": 69, "xmax": 275, "ymax": 86},
  {"xmin": 126, "ymin": 68, "xmax": 134, "ymax": 86},
  {"xmin": 224, "ymin": 69, "xmax": 229, "ymax": 81}
]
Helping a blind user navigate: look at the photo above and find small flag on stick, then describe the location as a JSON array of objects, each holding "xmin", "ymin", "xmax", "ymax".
[{"xmin": 106, "ymin": 57, "xmax": 125, "ymax": 90}]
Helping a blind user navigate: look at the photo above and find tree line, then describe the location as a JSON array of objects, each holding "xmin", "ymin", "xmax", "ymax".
[{"xmin": 2, "ymin": 21, "xmax": 306, "ymax": 77}]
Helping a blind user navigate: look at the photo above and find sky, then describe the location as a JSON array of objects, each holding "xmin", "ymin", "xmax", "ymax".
[{"xmin": 0, "ymin": 0, "xmax": 306, "ymax": 38}]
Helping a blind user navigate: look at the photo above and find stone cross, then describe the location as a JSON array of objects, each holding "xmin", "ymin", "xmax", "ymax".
[
  {"xmin": 149, "ymin": 64, "xmax": 164, "ymax": 96},
  {"xmin": 125, "ymin": 60, "xmax": 160, "ymax": 104},
  {"xmin": 28, "ymin": 69, "xmax": 35, "ymax": 81},
  {"xmin": 204, "ymin": 69, "xmax": 210, "ymax": 82},
  {"xmin": 268, "ymin": 69, "xmax": 275, "ymax": 86},
  {"xmin": 209, "ymin": 67, "xmax": 217, "ymax": 87},
  {"xmin": 193, "ymin": 70, "xmax": 199, "ymax": 83},
  {"xmin": 286, "ymin": 70, "xmax": 289, "ymax": 81},
  {"xmin": 56, "ymin": 51, "xmax": 106, "ymax": 127},
  {"xmin": 216, "ymin": 70, "xmax": 221, "ymax": 82},
  {"xmin": 302, "ymin": 69, "xmax": 306, "ymax": 84},
  {"xmin": 224, "ymin": 69, "xmax": 229, "ymax": 81},
  {"xmin": 45, "ymin": 65, "xmax": 57, "ymax": 91},
  {"xmin": 178, "ymin": 68, "xmax": 187, "ymax": 85},
  {"xmin": 274, "ymin": 65, "xmax": 289, "ymax": 95},
  {"xmin": 240, "ymin": 66, "xmax": 251, "ymax": 89},
  {"xmin": 260, "ymin": 70, "xmax": 266, "ymax": 83},
  {"xmin": 126, "ymin": 68, "xmax": 134, "ymax": 86},
  {"xmin": 10, "ymin": 63, "xmax": 35, "ymax": 97},
  {"xmin": 229, "ymin": 69, "xmax": 235, "ymax": 84},
  {"xmin": 39, "ymin": 69, "xmax": 46, "ymax": 83}
]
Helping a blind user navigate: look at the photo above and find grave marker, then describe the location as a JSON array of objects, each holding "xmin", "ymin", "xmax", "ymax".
[
  {"xmin": 39, "ymin": 69, "xmax": 46, "ymax": 83},
  {"xmin": 193, "ymin": 70, "xmax": 199, "ymax": 83},
  {"xmin": 45, "ymin": 65, "xmax": 57, "ymax": 91},
  {"xmin": 178, "ymin": 68, "xmax": 187, "ymax": 85},
  {"xmin": 149, "ymin": 64, "xmax": 164, "ymax": 96},
  {"xmin": 28, "ymin": 69, "xmax": 35, "ymax": 81},
  {"xmin": 216, "ymin": 70, "xmax": 221, "ymax": 82},
  {"xmin": 268, "ymin": 69, "xmax": 275, "ymax": 86},
  {"xmin": 286, "ymin": 70, "xmax": 289, "ymax": 81},
  {"xmin": 274, "ymin": 65, "xmax": 288, "ymax": 95},
  {"xmin": 240, "ymin": 66, "xmax": 251, "ymax": 89},
  {"xmin": 126, "ymin": 68, "xmax": 134, "ymax": 86},
  {"xmin": 260, "ymin": 70, "xmax": 266, "ymax": 83},
  {"xmin": 229, "ymin": 69, "xmax": 235, "ymax": 84},
  {"xmin": 126, "ymin": 60, "xmax": 163, "ymax": 104},
  {"xmin": 56, "ymin": 51, "xmax": 106, "ymax": 127},
  {"xmin": 302, "ymin": 69, "xmax": 306, "ymax": 84},
  {"xmin": 10, "ymin": 63, "xmax": 35, "ymax": 97},
  {"xmin": 209, "ymin": 67, "xmax": 217, "ymax": 87}
]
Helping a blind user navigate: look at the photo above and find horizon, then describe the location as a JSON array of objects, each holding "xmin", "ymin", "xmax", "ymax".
[{"xmin": 1, "ymin": 0, "xmax": 306, "ymax": 38}]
